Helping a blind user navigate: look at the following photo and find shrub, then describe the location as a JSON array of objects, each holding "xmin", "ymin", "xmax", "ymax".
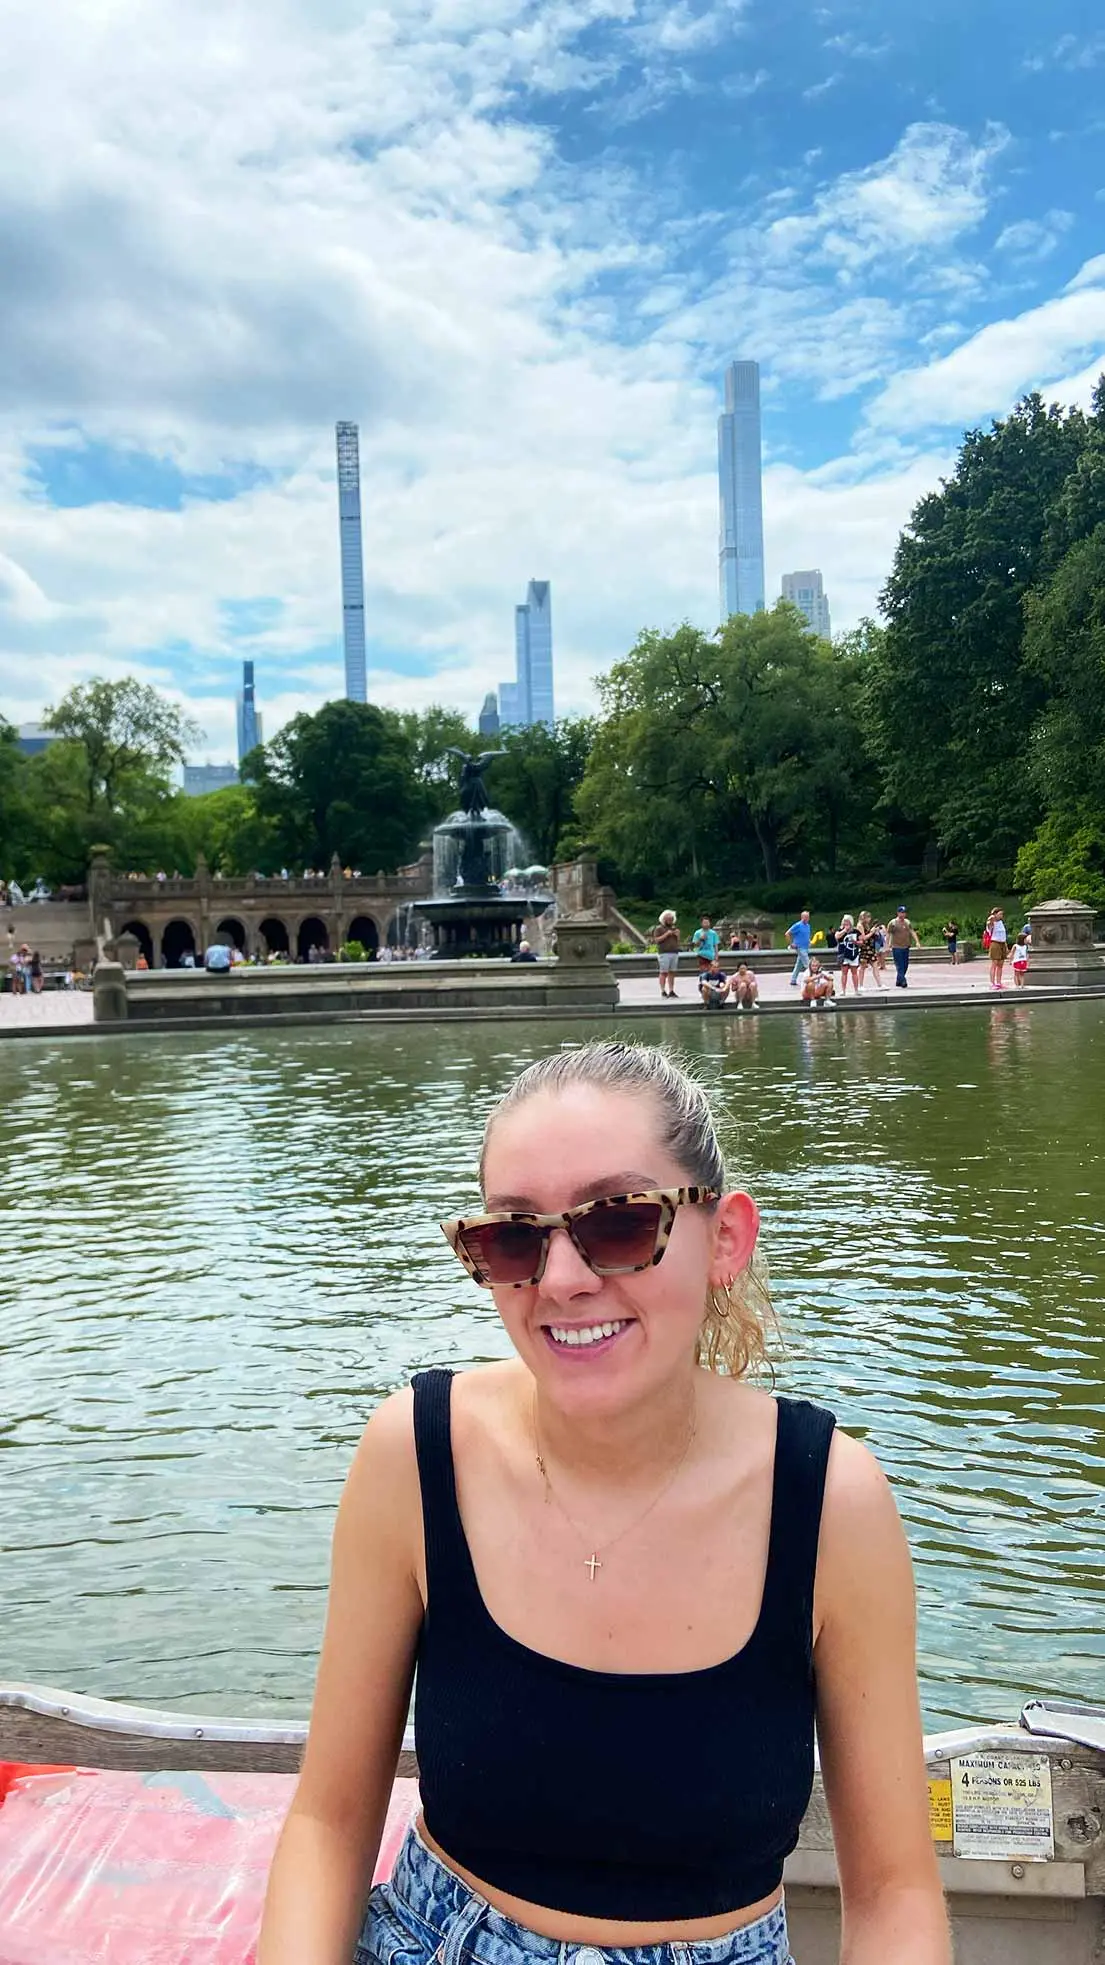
[{"xmin": 339, "ymin": 939, "xmax": 367, "ymax": 962}]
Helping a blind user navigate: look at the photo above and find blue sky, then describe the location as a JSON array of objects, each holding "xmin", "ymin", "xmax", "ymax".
[{"xmin": 1, "ymin": 0, "xmax": 1103, "ymax": 761}]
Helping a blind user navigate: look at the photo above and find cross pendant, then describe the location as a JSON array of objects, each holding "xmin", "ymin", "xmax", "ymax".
[{"xmin": 584, "ymin": 1553, "xmax": 602, "ymax": 1582}]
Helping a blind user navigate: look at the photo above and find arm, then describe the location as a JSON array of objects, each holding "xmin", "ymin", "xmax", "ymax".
[
  {"xmin": 257, "ymin": 1392, "xmax": 424, "ymax": 1965},
  {"xmin": 814, "ymin": 1433, "xmax": 950, "ymax": 1965}
]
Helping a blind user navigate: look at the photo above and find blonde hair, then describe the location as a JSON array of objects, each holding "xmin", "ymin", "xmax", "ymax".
[
  {"xmin": 658, "ymin": 908, "xmax": 677, "ymax": 926},
  {"xmin": 480, "ymin": 1040, "xmax": 776, "ymax": 1378}
]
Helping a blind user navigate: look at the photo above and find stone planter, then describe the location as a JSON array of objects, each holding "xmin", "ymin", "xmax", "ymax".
[{"xmin": 1026, "ymin": 899, "xmax": 1105, "ymax": 988}]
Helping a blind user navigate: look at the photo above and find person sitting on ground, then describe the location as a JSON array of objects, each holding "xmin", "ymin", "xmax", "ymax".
[
  {"xmin": 801, "ymin": 957, "xmax": 836, "ymax": 1009},
  {"xmin": 204, "ymin": 941, "xmax": 233, "ymax": 973},
  {"xmin": 511, "ymin": 940, "xmax": 538, "ymax": 963},
  {"xmin": 733, "ymin": 962, "xmax": 759, "ymax": 1010},
  {"xmin": 698, "ymin": 963, "xmax": 731, "ymax": 1009}
]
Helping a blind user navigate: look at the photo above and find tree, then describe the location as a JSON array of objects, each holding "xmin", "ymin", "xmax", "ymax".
[
  {"xmin": 870, "ymin": 393, "xmax": 1089, "ymax": 876},
  {"xmin": 575, "ymin": 608, "xmax": 876, "ymax": 888},
  {"xmin": 45, "ymin": 678, "xmax": 201, "ymax": 816},
  {"xmin": 243, "ymin": 699, "xmax": 432, "ymax": 870},
  {"xmin": 482, "ymin": 718, "xmax": 595, "ymax": 865},
  {"xmin": 0, "ymin": 719, "xmax": 36, "ymax": 880}
]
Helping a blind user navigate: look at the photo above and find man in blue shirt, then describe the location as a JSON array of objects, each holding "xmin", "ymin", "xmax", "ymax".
[
  {"xmin": 690, "ymin": 915, "xmax": 720, "ymax": 969},
  {"xmin": 786, "ymin": 909, "xmax": 812, "ymax": 986},
  {"xmin": 204, "ymin": 941, "xmax": 233, "ymax": 972}
]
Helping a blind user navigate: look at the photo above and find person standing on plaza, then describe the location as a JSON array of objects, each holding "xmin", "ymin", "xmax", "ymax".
[
  {"xmin": 988, "ymin": 907, "xmax": 1009, "ymax": 990},
  {"xmin": 888, "ymin": 907, "xmax": 920, "ymax": 988},
  {"xmin": 834, "ymin": 914, "xmax": 861, "ymax": 997},
  {"xmin": 857, "ymin": 912, "xmax": 883, "ymax": 991},
  {"xmin": 29, "ymin": 949, "xmax": 44, "ymax": 994},
  {"xmin": 691, "ymin": 915, "xmax": 720, "ymax": 971},
  {"xmin": 786, "ymin": 909, "xmax": 812, "ymax": 987},
  {"xmin": 941, "ymin": 919, "xmax": 960, "ymax": 967},
  {"xmin": 651, "ymin": 909, "xmax": 680, "ymax": 999},
  {"xmin": 1011, "ymin": 932, "xmax": 1030, "ymax": 988}
]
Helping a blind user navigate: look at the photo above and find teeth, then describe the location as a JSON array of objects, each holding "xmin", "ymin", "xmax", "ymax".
[{"xmin": 548, "ymin": 1321, "xmax": 625, "ymax": 1347}]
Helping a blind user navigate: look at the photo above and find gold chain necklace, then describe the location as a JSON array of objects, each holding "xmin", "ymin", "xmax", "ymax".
[{"xmin": 532, "ymin": 1392, "xmax": 697, "ymax": 1582}]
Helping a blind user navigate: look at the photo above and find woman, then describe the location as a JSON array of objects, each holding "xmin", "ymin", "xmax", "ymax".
[
  {"xmin": 651, "ymin": 909, "xmax": 680, "ymax": 999},
  {"xmin": 259, "ymin": 1043, "xmax": 948, "ymax": 1965},
  {"xmin": 801, "ymin": 956, "xmax": 836, "ymax": 1010},
  {"xmin": 856, "ymin": 912, "xmax": 882, "ymax": 991},
  {"xmin": 987, "ymin": 908, "xmax": 1008, "ymax": 990},
  {"xmin": 834, "ymin": 915, "xmax": 861, "ymax": 997}
]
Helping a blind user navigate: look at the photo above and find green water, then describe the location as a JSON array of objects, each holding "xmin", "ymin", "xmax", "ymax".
[{"xmin": 3, "ymin": 1005, "xmax": 1103, "ymax": 1731}]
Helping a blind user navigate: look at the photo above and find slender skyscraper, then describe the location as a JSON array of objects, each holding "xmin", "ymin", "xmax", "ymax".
[
  {"xmin": 718, "ymin": 361, "xmax": 765, "ymax": 622},
  {"xmin": 236, "ymin": 659, "xmax": 262, "ymax": 762},
  {"xmin": 335, "ymin": 421, "xmax": 367, "ymax": 702},
  {"xmin": 500, "ymin": 580, "xmax": 554, "ymax": 728},
  {"xmin": 781, "ymin": 570, "xmax": 831, "ymax": 639}
]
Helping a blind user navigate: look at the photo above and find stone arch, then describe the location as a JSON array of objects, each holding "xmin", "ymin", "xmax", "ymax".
[
  {"xmin": 161, "ymin": 918, "xmax": 198, "ymax": 967},
  {"xmin": 215, "ymin": 916, "xmax": 248, "ymax": 953},
  {"xmin": 346, "ymin": 914, "xmax": 380, "ymax": 955},
  {"xmin": 258, "ymin": 915, "xmax": 290, "ymax": 956},
  {"xmin": 297, "ymin": 914, "xmax": 330, "ymax": 961},
  {"xmin": 119, "ymin": 918, "xmax": 154, "ymax": 965}
]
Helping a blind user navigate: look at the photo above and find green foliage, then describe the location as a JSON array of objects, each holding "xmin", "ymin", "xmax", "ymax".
[
  {"xmin": 243, "ymin": 699, "xmax": 434, "ymax": 872},
  {"xmin": 575, "ymin": 609, "xmax": 879, "ymax": 888},
  {"xmin": 1014, "ymin": 810, "xmax": 1105, "ymax": 909},
  {"xmin": 485, "ymin": 718, "xmax": 595, "ymax": 865},
  {"xmin": 339, "ymin": 939, "xmax": 368, "ymax": 962}
]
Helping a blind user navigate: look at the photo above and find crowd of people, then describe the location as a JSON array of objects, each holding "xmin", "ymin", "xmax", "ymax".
[
  {"xmin": 4, "ymin": 943, "xmax": 44, "ymax": 993},
  {"xmin": 649, "ymin": 901, "xmax": 1028, "ymax": 1008}
]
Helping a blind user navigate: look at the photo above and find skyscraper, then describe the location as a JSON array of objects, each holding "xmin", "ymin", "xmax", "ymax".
[
  {"xmin": 781, "ymin": 570, "xmax": 831, "ymax": 639},
  {"xmin": 335, "ymin": 421, "xmax": 367, "ymax": 703},
  {"xmin": 236, "ymin": 659, "xmax": 262, "ymax": 762},
  {"xmin": 499, "ymin": 580, "xmax": 554, "ymax": 728},
  {"xmin": 478, "ymin": 691, "xmax": 501, "ymax": 738},
  {"xmin": 718, "ymin": 360, "xmax": 765, "ymax": 623}
]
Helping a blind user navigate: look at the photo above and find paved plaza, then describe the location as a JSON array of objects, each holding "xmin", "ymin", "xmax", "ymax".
[{"xmin": 0, "ymin": 956, "xmax": 1030, "ymax": 1036}]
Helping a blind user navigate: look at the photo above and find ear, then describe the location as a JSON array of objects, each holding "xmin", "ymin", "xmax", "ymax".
[{"xmin": 710, "ymin": 1190, "xmax": 760, "ymax": 1286}]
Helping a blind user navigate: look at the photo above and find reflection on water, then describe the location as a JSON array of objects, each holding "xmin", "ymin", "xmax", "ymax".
[{"xmin": 3, "ymin": 1005, "xmax": 1103, "ymax": 1728}]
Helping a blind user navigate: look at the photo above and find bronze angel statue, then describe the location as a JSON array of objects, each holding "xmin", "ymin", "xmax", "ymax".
[{"xmin": 445, "ymin": 748, "xmax": 506, "ymax": 818}]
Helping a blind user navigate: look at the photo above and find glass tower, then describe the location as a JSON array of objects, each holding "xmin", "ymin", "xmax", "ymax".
[
  {"xmin": 236, "ymin": 659, "xmax": 261, "ymax": 762},
  {"xmin": 718, "ymin": 361, "xmax": 765, "ymax": 622},
  {"xmin": 336, "ymin": 421, "xmax": 367, "ymax": 702},
  {"xmin": 498, "ymin": 580, "xmax": 554, "ymax": 728}
]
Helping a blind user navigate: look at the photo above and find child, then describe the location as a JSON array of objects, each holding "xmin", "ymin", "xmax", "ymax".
[
  {"xmin": 1012, "ymin": 933, "xmax": 1029, "ymax": 988},
  {"xmin": 801, "ymin": 956, "xmax": 836, "ymax": 1010}
]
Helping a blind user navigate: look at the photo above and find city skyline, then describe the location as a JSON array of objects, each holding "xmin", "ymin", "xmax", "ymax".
[
  {"xmin": 3, "ymin": 0, "xmax": 1104, "ymax": 766},
  {"xmin": 718, "ymin": 360, "xmax": 766, "ymax": 624},
  {"xmin": 781, "ymin": 570, "xmax": 832, "ymax": 640},
  {"xmin": 335, "ymin": 422, "xmax": 367, "ymax": 705}
]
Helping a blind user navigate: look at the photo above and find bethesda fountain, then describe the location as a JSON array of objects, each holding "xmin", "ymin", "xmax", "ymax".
[{"xmin": 412, "ymin": 749, "xmax": 553, "ymax": 957}]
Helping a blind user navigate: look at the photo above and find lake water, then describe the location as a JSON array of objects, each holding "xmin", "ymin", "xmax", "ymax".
[{"xmin": 3, "ymin": 1004, "xmax": 1103, "ymax": 1731}]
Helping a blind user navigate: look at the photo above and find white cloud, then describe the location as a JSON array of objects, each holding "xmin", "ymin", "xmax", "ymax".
[
  {"xmin": 761, "ymin": 122, "xmax": 1006, "ymax": 278},
  {"xmin": 995, "ymin": 209, "xmax": 1075, "ymax": 260},
  {"xmin": 865, "ymin": 265, "xmax": 1105, "ymax": 432}
]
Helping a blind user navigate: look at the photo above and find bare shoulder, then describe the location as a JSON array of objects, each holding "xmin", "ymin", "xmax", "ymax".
[
  {"xmin": 816, "ymin": 1429, "xmax": 913, "ymax": 1632},
  {"xmin": 341, "ymin": 1385, "xmax": 420, "ymax": 1552}
]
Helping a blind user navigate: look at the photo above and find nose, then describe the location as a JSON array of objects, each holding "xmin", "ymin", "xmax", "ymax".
[{"xmin": 538, "ymin": 1224, "xmax": 604, "ymax": 1299}]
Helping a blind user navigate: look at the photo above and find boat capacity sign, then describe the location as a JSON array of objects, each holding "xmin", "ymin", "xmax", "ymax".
[{"xmin": 950, "ymin": 1753, "xmax": 1054, "ymax": 1861}]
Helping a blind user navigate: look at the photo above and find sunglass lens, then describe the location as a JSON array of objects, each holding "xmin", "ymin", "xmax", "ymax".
[
  {"xmin": 573, "ymin": 1201, "xmax": 662, "ymax": 1272},
  {"xmin": 460, "ymin": 1220, "xmax": 544, "ymax": 1284}
]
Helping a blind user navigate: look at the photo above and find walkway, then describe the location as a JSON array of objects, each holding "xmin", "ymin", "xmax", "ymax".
[{"xmin": 0, "ymin": 958, "xmax": 1034, "ymax": 1037}]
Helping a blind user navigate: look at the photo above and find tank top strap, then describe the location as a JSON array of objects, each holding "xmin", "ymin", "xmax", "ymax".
[
  {"xmin": 755, "ymin": 1395, "xmax": 837, "ymax": 1656},
  {"xmin": 412, "ymin": 1367, "xmax": 479, "ymax": 1609}
]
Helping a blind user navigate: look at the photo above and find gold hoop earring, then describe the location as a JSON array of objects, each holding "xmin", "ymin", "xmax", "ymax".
[{"xmin": 708, "ymin": 1284, "xmax": 732, "ymax": 1321}]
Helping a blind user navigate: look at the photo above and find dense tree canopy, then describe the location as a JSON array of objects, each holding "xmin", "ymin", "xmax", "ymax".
[{"xmin": 243, "ymin": 699, "xmax": 439, "ymax": 872}]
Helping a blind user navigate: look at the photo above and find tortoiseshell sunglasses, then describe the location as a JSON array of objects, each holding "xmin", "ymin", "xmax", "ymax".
[{"xmin": 440, "ymin": 1186, "xmax": 721, "ymax": 1289}]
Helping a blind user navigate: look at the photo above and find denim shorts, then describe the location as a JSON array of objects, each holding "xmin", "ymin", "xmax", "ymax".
[{"xmin": 355, "ymin": 1825, "xmax": 794, "ymax": 1965}]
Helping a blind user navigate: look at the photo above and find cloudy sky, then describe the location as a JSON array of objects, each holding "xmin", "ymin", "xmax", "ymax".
[{"xmin": 2, "ymin": 0, "xmax": 1104, "ymax": 761}]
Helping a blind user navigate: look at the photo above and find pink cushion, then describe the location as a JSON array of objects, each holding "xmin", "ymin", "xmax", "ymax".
[{"xmin": 0, "ymin": 1762, "xmax": 419, "ymax": 1963}]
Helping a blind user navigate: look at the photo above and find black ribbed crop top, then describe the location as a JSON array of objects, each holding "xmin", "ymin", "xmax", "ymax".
[{"xmin": 411, "ymin": 1369, "xmax": 837, "ymax": 1922}]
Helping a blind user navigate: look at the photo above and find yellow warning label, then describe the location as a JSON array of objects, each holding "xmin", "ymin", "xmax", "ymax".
[{"xmin": 928, "ymin": 1778, "xmax": 953, "ymax": 1843}]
